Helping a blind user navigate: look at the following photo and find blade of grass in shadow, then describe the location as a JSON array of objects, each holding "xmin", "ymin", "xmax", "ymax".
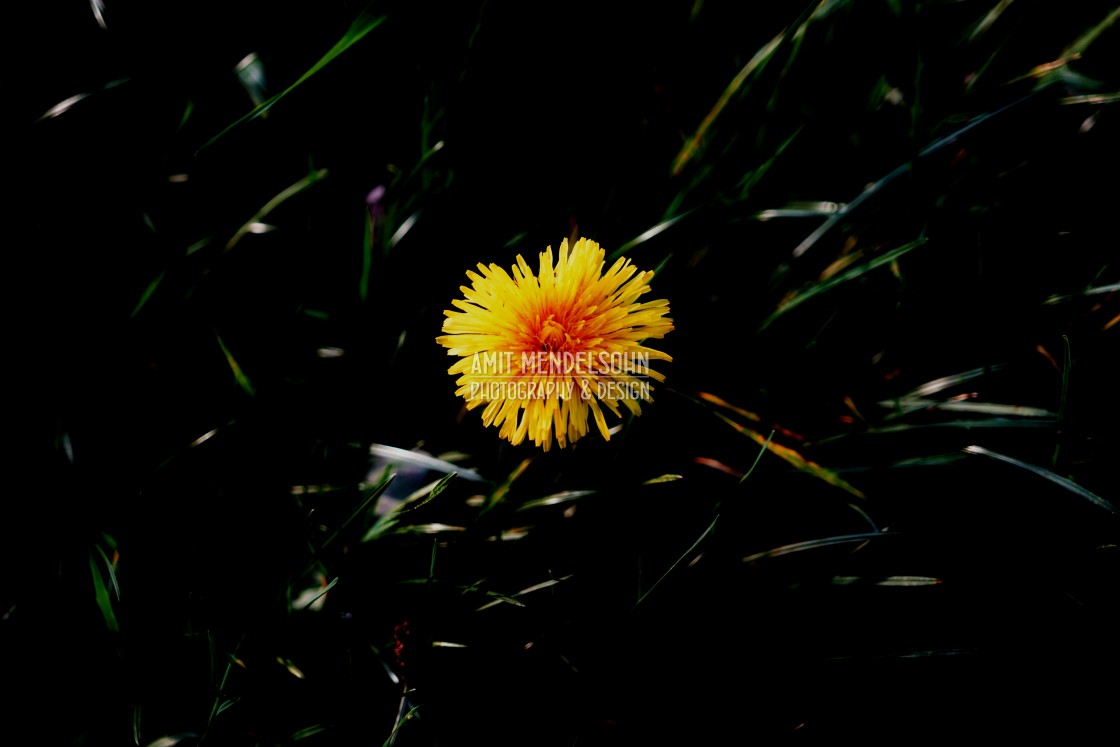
[
  {"xmin": 633, "ymin": 517, "xmax": 717, "ymax": 609},
  {"xmin": 215, "ymin": 333, "xmax": 254, "ymax": 396},
  {"xmin": 360, "ymin": 208, "xmax": 373, "ymax": 302},
  {"xmin": 226, "ymin": 168, "xmax": 328, "ymax": 251},
  {"xmin": 634, "ymin": 425, "xmax": 773, "ymax": 610},
  {"xmin": 292, "ymin": 725, "xmax": 328, "ymax": 741},
  {"xmin": 320, "ymin": 472, "xmax": 395, "ymax": 548},
  {"xmin": 487, "ymin": 457, "xmax": 533, "ymax": 511},
  {"xmin": 201, "ymin": 8, "xmax": 387, "ymax": 150},
  {"xmin": 963, "ymin": 445, "xmax": 1117, "ymax": 514},
  {"xmin": 89, "ymin": 551, "xmax": 119, "ymax": 632},
  {"xmin": 1053, "ymin": 335, "xmax": 1071, "ymax": 467},
  {"xmin": 130, "ymin": 271, "xmax": 165, "ymax": 317},
  {"xmin": 817, "ymin": 418, "xmax": 1057, "ymax": 445},
  {"xmin": 743, "ymin": 532, "xmax": 901, "ymax": 564},
  {"xmin": 739, "ymin": 127, "xmax": 803, "ymax": 201},
  {"xmin": 671, "ymin": 30, "xmax": 785, "ymax": 175},
  {"xmin": 740, "ymin": 430, "xmax": 775, "ymax": 484},
  {"xmin": 791, "ymin": 91, "xmax": 1040, "ymax": 259},
  {"xmin": 761, "ymin": 238, "xmax": 929, "ymax": 330}
]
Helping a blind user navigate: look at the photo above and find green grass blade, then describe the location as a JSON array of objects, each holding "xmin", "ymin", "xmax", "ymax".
[
  {"xmin": 671, "ymin": 30, "xmax": 786, "ymax": 175},
  {"xmin": 130, "ymin": 271, "xmax": 165, "ymax": 317},
  {"xmin": 760, "ymin": 238, "xmax": 929, "ymax": 330},
  {"xmin": 634, "ymin": 516, "xmax": 718, "ymax": 609},
  {"xmin": 739, "ymin": 429, "xmax": 775, "ymax": 484},
  {"xmin": 399, "ymin": 472, "xmax": 457, "ymax": 513},
  {"xmin": 215, "ymin": 333, "xmax": 255, "ymax": 396},
  {"xmin": 964, "ymin": 445, "xmax": 1117, "ymax": 514},
  {"xmin": 201, "ymin": 9, "xmax": 388, "ymax": 149},
  {"xmin": 226, "ymin": 168, "xmax": 328, "ymax": 251},
  {"xmin": 360, "ymin": 209, "xmax": 373, "ymax": 302},
  {"xmin": 608, "ymin": 211, "xmax": 693, "ymax": 261},
  {"xmin": 743, "ymin": 532, "xmax": 901, "ymax": 564},
  {"xmin": 89, "ymin": 552, "xmax": 119, "ymax": 632}
]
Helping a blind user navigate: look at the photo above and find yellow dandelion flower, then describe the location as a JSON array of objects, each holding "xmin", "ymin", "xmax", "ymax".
[{"xmin": 436, "ymin": 237, "xmax": 674, "ymax": 451}]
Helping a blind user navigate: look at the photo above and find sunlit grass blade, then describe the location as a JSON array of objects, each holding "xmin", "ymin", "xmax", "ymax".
[
  {"xmin": 761, "ymin": 238, "xmax": 929, "ymax": 330},
  {"xmin": 89, "ymin": 0, "xmax": 107, "ymax": 30},
  {"xmin": 608, "ymin": 211, "xmax": 692, "ymax": 261},
  {"xmin": 390, "ymin": 523, "xmax": 466, "ymax": 535},
  {"xmin": 888, "ymin": 399, "xmax": 1056, "ymax": 418},
  {"xmin": 226, "ymin": 168, "xmax": 328, "ymax": 251},
  {"xmin": 1060, "ymin": 93, "xmax": 1120, "ymax": 105},
  {"xmin": 476, "ymin": 576, "xmax": 572, "ymax": 612},
  {"xmin": 752, "ymin": 200, "xmax": 843, "ymax": 221},
  {"xmin": 201, "ymin": 8, "xmax": 388, "ymax": 149},
  {"xmin": 1012, "ymin": 6, "xmax": 1118, "ymax": 86},
  {"xmin": 963, "ymin": 445, "xmax": 1118, "ymax": 514},
  {"xmin": 517, "ymin": 490, "xmax": 596, "ymax": 511},
  {"xmin": 967, "ymin": 0, "xmax": 1016, "ymax": 42},
  {"xmin": 293, "ymin": 577, "xmax": 338, "ymax": 611},
  {"xmin": 684, "ymin": 388, "xmax": 864, "ymax": 497},
  {"xmin": 643, "ymin": 474, "xmax": 683, "ymax": 485},
  {"xmin": 1043, "ymin": 282, "xmax": 1120, "ymax": 304},
  {"xmin": 743, "ymin": 532, "xmax": 901, "ymax": 564},
  {"xmin": 399, "ymin": 472, "xmax": 457, "ymax": 513},
  {"xmin": 37, "ymin": 78, "xmax": 128, "ymax": 121},
  {"xmin": 697, "ymin": 391, "xmax": 762, "ymax": 422},
  {"xmin": 885, "ymin": 363, "xmax": 1011, "ymax": 401},
  {"xmin": 831, "ymin": 575, "xmax": 941, "ymax": 586},
  {"xmin": 383, "ymin": 704, "xmax": 420, "ymax": 747},
  {"xmin": 215, "ymin": 333, "xmax": 254, "ymax": 396},
  {"xmin": 369, "ymin": 444, "xmax": 486, "ymax": 482}
]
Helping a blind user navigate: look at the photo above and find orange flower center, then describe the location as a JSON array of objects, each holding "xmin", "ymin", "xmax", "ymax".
[{"xmin": 538, "ymin": 316, "xmax": 577, "ymax": 352}]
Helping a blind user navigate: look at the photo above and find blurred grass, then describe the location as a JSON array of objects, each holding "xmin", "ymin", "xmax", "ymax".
[{"xmin": 7, "ymin": 0, "xmax": 1120, "ymax": 745}]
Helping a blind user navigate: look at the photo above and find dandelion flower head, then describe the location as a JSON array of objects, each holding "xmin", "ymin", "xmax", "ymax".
[{"xmin": 437, "ymin": 237, "xmax": 673, "ymax": 450}]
